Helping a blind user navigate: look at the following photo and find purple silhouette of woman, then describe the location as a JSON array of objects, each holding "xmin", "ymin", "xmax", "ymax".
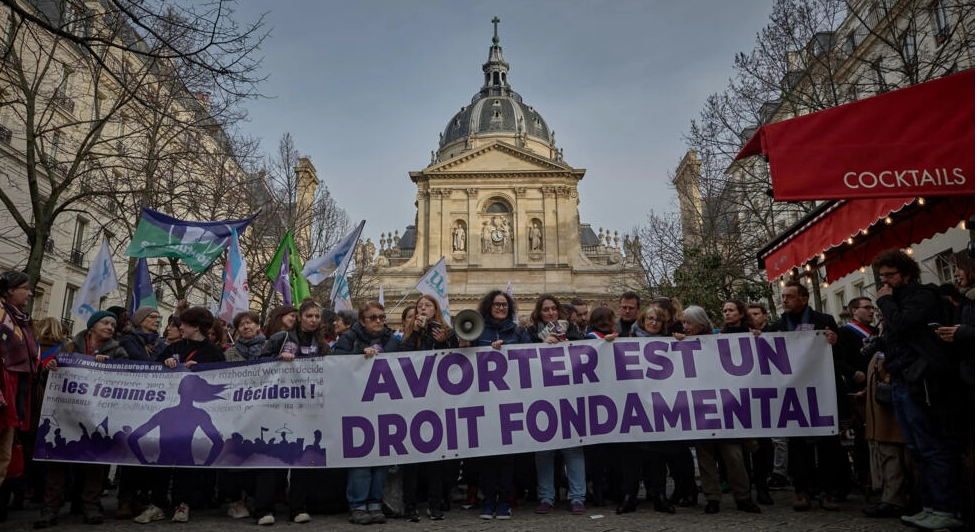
[{"xmin": 127, "ymin": 374, "xmax": 226, "ymax": 466}]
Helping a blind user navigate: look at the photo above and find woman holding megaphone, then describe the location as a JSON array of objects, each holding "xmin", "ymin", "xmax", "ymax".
[
  {"xmin": 399, "ymin": 295, "xmax": 459, "ymax": 522},
  {"xmin": 458, "ymin": 290, "xmax": 531, "ymax": 520}
]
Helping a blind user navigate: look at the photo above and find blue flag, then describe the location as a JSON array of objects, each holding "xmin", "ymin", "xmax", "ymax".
[{"xmin": 129, "ymin": 258, "xmax": 158, "ymax": 317}]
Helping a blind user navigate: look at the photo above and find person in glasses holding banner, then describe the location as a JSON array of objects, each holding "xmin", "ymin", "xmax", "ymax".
[
  {"xmin": 458, "ymin": 290, "xmax": 530, "ymax": 520},
  {"xmin": 333, "ymin": 301, "xmax": 400, "ymax": 525},
  {"xmin": 398, "ymin": 295, "xmax": 459, "ymax": 522},
  {"xmin": 253, "ymin": 299, "xmax": 329, "ymax": 526}
]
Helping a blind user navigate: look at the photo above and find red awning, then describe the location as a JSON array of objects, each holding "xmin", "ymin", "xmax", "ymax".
[
  {"xmin": 759, "ymin": 196, "xmax": 975, "ymax": 282},
  {"xmin": 735, "ymin": 70, "xmax": 975, "ymax": 201}
]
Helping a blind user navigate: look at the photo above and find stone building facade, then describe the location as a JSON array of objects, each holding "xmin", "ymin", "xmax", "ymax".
[{"xmin": 368, "ymin": 23, "xmax": 644, "ymax": 315}]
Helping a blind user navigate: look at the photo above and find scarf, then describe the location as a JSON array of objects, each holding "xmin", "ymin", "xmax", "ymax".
[
  {"xmin": 783, "ymin": 307, "xmax": 812, "ymax": 332},
  {"xmin": 234, "ymin": 334, "xmax": 266, "ymax": 360}
]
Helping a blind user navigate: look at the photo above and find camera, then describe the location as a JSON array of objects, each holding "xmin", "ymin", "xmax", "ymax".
[{"xmin": 860, "ymin": 335, "xmax": 882, "ymax": 357}]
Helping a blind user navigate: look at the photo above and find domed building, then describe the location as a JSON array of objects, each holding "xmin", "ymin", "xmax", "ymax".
[{"xmin": 368, "ymin": 20, "xmax": 644, "ymax": 316}]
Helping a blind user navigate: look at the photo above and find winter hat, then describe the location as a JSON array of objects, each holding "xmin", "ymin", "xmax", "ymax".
[
  {"xmin": 87, "ymin": 310, "xmax": 117, "ymax": 330},
  {"xmin": 132, "ymin": 306, "xmax": 158, "ymax": 328}
]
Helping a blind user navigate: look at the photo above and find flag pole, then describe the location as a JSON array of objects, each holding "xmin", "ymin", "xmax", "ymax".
[{"xmin": 386, "ymin": 287, "xmax": 418, "ymax": 315}]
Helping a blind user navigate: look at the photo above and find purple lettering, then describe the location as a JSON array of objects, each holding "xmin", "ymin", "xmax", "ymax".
[
  {"xmin": 539, "ymin": 346, "xmax": 570, "ymax": 387},
  {"xmin": 750, "ymin": 388, "xmax": 778, "ymax": 428},
  {"xmin": 341, "ymin": 416, "xmax": 374, "ymax": 458},
  {"xmin": 499, "ymin": 402, "xmax": 524, "ymax": 445},
  {"xmin": 568, "ymin": 344, "xmax": 599, "ymax": 384},
  {"xmin": 409, "ymin": 410, "xmax": 443, "ymax": 454},
  {"xmin": 526, "ymin": 400, "xmax": 558, "ymax": 442},
  {"xmin": 692, "ymin": 389, "xmax": 721, "ymax": 430},
  {"xmin": 777, "ymin": 388, "xmax": 810, "ymax": 428},
  {"xmin": 362, "ymin": 358, "xmax": 403, "ymax": 402},
  {"xmin": 476, "ymin": 350, "xmax": 509, "ymax": 392},
  {"xmin": 559, "ymin": 397, "xmax": 587, "ymax": 439},
  {"xmin": 718, "ymin": 337, "xmax": 754, "ymax": 376},
  {"xmin": 444, "ymin": 408, "xmax": 458, "ymax": 450},
  {"xmin": 457, "ymin": 406, "xmax": 485, "ymax": 448},
  {"xmin": 755, "ymin": 336, "xmax": 792, "ymax": 375},
  {"xmin": 720, "ymin": 388, "xmax": 752, "ymax": 428},
  {"xmin": 588, "ymin": 395, "xmax": 617, "ymax": 436},
  {"xmin": 807, "ymin": 387, "xmax": 835, "ymax": 427},
  {"xmin": 398, "ymin": 355, "xmax": 436, "ymax": 398},
  {"xmin": 651, "ymin": 391, "xmax": 691, "ymax": 431},
  {"xmin": 620, "ymin": 392, "xmax": 653, "ymax": 433},
  {"xmin": 377, "ymin": 413, "xmax": 408, "ymax": 457},
  {"xmin": 507, "ymin": 348, "xmax": 538, "ymax": 389},
  {"xmin": 437, "ymin": 353, "xmax": 474, "ymax": 395},
  {"xmin": 671, "ymin": 339, "xmax": 702, "ymax": 378},
  {"xmin": 642, "ymin": 341, "xmax": 673, "ymax": 379},
  {"xmin": 613, "ymin": 341, "xmax": 643, "ymax": 380}
]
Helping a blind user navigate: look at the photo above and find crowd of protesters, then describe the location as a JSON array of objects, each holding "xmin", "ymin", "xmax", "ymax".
[{"xmin": 0, "ymin": 246, "xmax": 972, "ymax": 530}]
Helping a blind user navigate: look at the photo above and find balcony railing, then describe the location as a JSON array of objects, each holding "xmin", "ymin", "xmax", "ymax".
[
  {"xmin": 68, "ymin": 247, "xmax": 84, "ymax": 267},
  {"xmin": 53, "ymin": 95, "xmax": 75, "ymax": 113}
]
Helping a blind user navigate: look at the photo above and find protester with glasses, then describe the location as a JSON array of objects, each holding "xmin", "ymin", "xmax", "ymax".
[
  {"xmin": 119, "ymin": 307, "xmax": 165, "ymax": 362},
  {"xmin": 333, "ymin": 301, "xmax": 400, "ymax": 525},
  {"xmin": 457, "ymin": 290, "xmax": 530, "ymax": 520}
]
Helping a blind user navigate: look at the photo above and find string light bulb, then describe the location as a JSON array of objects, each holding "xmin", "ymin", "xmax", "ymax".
[
  {"xmin": 779, "ymin": 279, "xmax": 785, "ymax": 287},
  {"xmin": 805, "ymin": 264, "xmax": 812, "ymax": 272},
  {"xmin": 847, "ymin": 237, "xmax": 854, "ymax": 245},
  {"xmin": 859, "ymin": 266, "xmax": 866, "ymax": 273},
  {"xmin": 884, "ymin": 216, "xmax": 893, "ymax": 225},
  {"xmin": 960, "ymin": 219, "xmax": 967, "ymax": 230},
  {"xmin": 905, "ymin": 247, "xmax": 914, "ymax": 255},
  {"xmin": 861, "ymin": 228, "xmax": 869, "ymax": 236},
  {"xmin": 822, "ymin": 281, "xmax": 829, "ymax": 288},
  {"xmin": 819, "ymin": 252, "xmax": 826, "ymax": 260},
  {"xmin": 917, "ymin": 197, "xmax": 926, "ymax": 205}
]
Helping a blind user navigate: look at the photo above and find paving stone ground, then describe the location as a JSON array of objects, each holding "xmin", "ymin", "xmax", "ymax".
[{"xmin": 2, "ymin": 486, "xmax": 906, "ymax": 531}]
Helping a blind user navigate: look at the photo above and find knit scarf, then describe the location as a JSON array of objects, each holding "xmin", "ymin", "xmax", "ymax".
[{"xmin": 234, "ymin": 334, "xmax": 266, "ymax": 360}]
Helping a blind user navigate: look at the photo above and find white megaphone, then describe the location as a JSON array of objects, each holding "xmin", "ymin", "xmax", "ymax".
[{"xmin": 453, "ymin": 309, "xmax": 484, "ymax": 342}]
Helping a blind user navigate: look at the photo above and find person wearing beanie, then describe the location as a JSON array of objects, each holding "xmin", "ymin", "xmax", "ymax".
[
  {"xmin": 34, "ymin": 306, "xmax": 128, "ymax": 527},
  {"xmin": 119, "ymin": 307, "xmax": 165, "ymax": 362},
  {"xmin": 138, "ymin": 306, "xmax": 224, "ymax": 525},
  {"xmin": 0, "ymin": 271, "xmax": 38, "ymax": 492}
]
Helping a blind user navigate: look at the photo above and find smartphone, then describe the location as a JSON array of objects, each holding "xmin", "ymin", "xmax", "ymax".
[{"xmin": 927, "ymin": 322, "xmax": 942, "ymax": 329}]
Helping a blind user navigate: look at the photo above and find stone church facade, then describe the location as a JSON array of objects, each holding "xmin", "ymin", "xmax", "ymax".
[{"xmin": 367, "ymin": 22, "xmax": 644, "ymax": 316}]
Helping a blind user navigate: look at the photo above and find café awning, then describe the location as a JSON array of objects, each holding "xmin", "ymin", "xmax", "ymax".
[
  {"xmin": 758, "ymin": 195, "xmax": 974, "ymax": 283},
  {"xmin": 736, "ymin": 69, "xmax": 975, "ymax": 201}
]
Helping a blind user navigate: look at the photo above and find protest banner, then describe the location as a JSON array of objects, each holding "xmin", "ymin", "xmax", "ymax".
[{"xmin": 35, "ymin": 332, "xmax": 837, "ymax": 468}]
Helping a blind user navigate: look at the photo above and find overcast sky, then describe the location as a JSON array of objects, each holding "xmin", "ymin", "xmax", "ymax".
[{"xmin": 231, "ymin": 0, "xmax": 774, "ymax": 242}]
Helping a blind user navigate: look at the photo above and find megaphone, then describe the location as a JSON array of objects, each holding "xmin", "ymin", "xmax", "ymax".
[{"xmin": 453, "ymin": 309, "xmax": 484, "ymax": 342}]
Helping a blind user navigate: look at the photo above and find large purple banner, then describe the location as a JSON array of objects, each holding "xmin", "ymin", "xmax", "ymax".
[{"xmin": 36, "ymin": 332, "xmax": 837, "ymax": 468}]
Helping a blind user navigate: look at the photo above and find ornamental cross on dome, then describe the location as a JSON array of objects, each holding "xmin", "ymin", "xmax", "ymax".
[{"xmin": 491, "ymin": 16, "xmax": 500, "ymax": 45}]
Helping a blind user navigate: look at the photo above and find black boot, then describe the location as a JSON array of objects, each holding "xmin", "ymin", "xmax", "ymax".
[
  {"xmin": 615, "ymin": 495, "xmax": 637, "ymax": 515},
  {"xmin": 652, "ymin": 495, "xmax": 676, "ymax": 514}
]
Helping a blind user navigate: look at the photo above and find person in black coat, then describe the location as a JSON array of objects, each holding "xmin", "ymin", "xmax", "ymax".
[
  {"xmin": 769, "ymin": 281, "xmax": 843, "ymax": 512},
  {"xmin": 398, "ymin": 295, "xmax": 459, "ymax": 521},
  {"xmin": 333, "ymin": 301, "xmax": 400, "ymax": 525}
]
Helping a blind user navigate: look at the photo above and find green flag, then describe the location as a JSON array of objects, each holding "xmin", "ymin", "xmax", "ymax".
[{"xmin": 265, "ymin": 231, "xmax": 311, "ymax": 304}]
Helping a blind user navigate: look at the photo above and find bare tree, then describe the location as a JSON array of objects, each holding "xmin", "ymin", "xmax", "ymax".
[{"xmin": 0, "ymin": 0, "xmax": 266, "ymax": 298}]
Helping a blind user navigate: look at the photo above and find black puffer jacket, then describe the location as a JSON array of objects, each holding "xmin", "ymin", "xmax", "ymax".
[
  {"xmin": 877, "ymin": 282, "xmax": 948, "ymax": 379},
  {"xmin": 332, "ymin": 322, "xmax": 400, "ymax": 355}
]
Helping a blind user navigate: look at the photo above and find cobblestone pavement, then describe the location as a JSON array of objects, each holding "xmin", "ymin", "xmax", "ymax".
[{"xmin": 3, "ymin": 488, "xmax": 906, "ymax": 532}]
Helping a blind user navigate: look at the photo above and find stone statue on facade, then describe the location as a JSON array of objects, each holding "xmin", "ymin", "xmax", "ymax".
[
  {"xmin": 529, "ymin": 223, "xmax": 542, "ymax": 251},
  {"xmin": 481, "ymin": 221, "xmax": 493, "ymax": 253},
  {"xmin": 453, "ymin": 223, "xmax": 466, "ymax": 252},
  {"xmin": 364, "ymin": 238, "xmax": 376, "ymax": 266}
]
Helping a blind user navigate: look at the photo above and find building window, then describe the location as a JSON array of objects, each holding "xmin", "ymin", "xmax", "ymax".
[
  {"xmin": 903, "ymin": 33, "xmax": 917, "ymax": 63},
  {"xmin": 834, "ymin": 289, "xmax": 847, "ymax": 315},
  {"xmin": 485, "ymin": 201, "xmax": 510, "ymax": 213},
  {"xmin": 932, "ymin": 249, "xmax": 955, "ymax": 285},
  {"xmin": 63, "ymin": 285, "xmax": 78, "ymax": 324},
  {"xmin": 852, "ymin": 280, "xmax": 865, "ymax": 297},
  {"xmin": 933, "ymin": 0, "xmax": 951, "ymax": 43},
  {"xmin": 70, "ymin": 217, "xmax": 87, "ymax": 266}
]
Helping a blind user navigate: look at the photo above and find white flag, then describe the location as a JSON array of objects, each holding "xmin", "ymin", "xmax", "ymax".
[
  {"xmin": 71, "ymin": 237, "xmax": 119, "ymax": 325},
  {"xmin": 218, "ymin": 228, "xmax": 249, "ymax": 324},
  {"xmin": 414, "ymin": 256, "xmax": 451, "ymax": 325},
  {"xmin": 378, "ymin": 284, "xmax": 385, "ymax": 307},
  {"xmin": 506, "ymin": 280, "xmax": 518, "ymax": 323},
  {"xmin": 331, "ymin": 270, "xmax": 353, "ymax": 311},
  {"xmin": 303, "ymin": 220, "xmax": 365, "ymax": 286}
]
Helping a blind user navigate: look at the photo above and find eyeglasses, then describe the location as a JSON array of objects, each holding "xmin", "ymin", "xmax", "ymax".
[
  {"xmin": 492, "ymin": 302, "xmax": 509, "ymax": 309},
  {"xmin": 878, "ymin": 270, "xmax": 899, "ymax": 279},
  {"xmin": 364, "ymin": 314, "xmax": 386, "ymax": 322},
  {"xmin": 646, "ymin": 317, "xmax": 661, "ymax": 322},
  {"xmin": 148, "ymin": 314, "xmax": 161, "ymax": 320}
]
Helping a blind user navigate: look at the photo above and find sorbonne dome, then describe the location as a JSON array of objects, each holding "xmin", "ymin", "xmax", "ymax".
[{"xmin": 361, "ymin": 19, "xmax": 644, "ymax": 316}]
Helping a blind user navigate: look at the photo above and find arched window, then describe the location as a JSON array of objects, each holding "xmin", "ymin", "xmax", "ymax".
[{"xmin": 485, "ymin": 201, "xmax": 510, "ymax": 213}]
